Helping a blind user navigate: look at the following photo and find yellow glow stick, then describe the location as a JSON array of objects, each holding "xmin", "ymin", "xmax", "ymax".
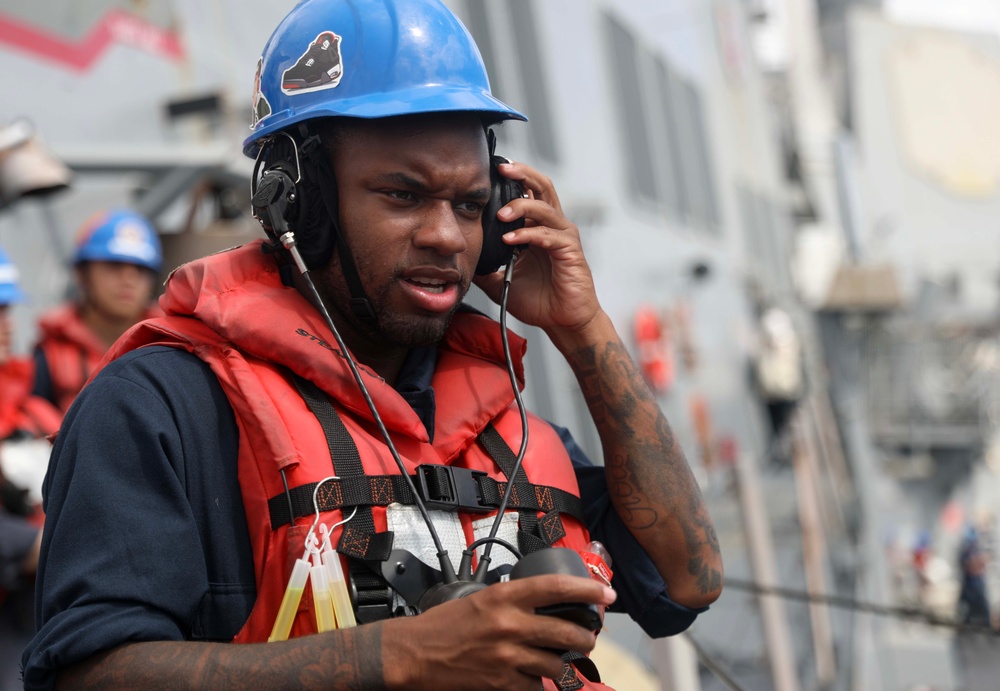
[
  {"xmin": 268, "ymin": 557, "xmax": 310, "ymax": 642},
  {"xmin": 323, "ymin": 546, "xmax": 356, "ymax": 629},
  {"xmin": 311, "ymin": 551, "xmax": 337, "ymax": 632}
]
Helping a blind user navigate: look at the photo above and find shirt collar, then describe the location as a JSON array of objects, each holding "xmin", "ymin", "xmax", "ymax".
[{"xmin": 395, "ymin": 345, "xmax": 437, "ymax": 441}]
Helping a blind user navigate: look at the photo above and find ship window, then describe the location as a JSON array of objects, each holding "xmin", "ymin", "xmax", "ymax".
[
  {"xmin": 653, "ymin": 56, "xmax": 687, "ymax": 220},
  {"xmin": 461, "ymin": 0, "xmax": 506, "ymax": 102},
  {"xmin": 605, "ymin": 13, "xmax": 660, "ymax": 203},
  {"xmin": 508, "ymin": 0, "xmax": 560, "ymax": 164}
]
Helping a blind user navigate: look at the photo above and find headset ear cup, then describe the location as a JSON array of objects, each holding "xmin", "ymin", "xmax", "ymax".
[
  {"xmin": 476, "ymin": 155, "xmax": 525, "ymax": 275},
  {"xmin": 252, "ymin": 157, "xmax": 304, "ymax": 238},
  {"xmin": 253, "ymin": 135, "xmax": 338, "ymax": 270}
]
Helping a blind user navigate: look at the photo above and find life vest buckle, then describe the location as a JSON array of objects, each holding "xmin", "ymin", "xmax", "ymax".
[{"xmin": 414, "ymin": 464, "xmax": 492, "ymax": 513}]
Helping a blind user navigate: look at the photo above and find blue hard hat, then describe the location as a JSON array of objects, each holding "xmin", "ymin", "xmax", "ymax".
[
  {"xmin": 244, "ymin": 0, "xmax": 526, "ymax": 157},
  {"xmin": 0, "ymin": 246, "xmax": 25, "ymax": 305},
  {"xmin": 73, "ymin": 209, "xmax": 162, "ymax": 272}
]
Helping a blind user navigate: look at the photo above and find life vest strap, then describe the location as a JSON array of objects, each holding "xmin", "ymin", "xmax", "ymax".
[
  {"xmin": 554, "ymin": 662, "xmax": 585, "ymax": 691},
  {"xmin": 266, "ymin": 471, "xmax": 585, "ymax": 528},
  {"xmin": 562, "ymin": 651, "xmax": 601, "ymax": 684},
  {"xmin": 285, "ymin": 373, "xmax": 585, "ymax": 571},
  {"xmin": 292, "ymin": 373, "xmax": 382, "ymax": 560},
  {"xmin": 348, "ymin": 560, "xmax": 399, "ymax": 624},
  {"xmin": 478, "ymin": 423, "xmax": 573, "ymax": 554}
]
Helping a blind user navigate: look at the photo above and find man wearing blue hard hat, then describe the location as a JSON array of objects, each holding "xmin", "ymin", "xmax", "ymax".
[
  {"xmin": 0, "ymin": 247, "xmax": 61, "ymax": 691},
  {"xmin": 32, "ymin": 209, "xmax": 162, "ymax": 413},
  {"xmin": 24, "ymin": 1, "xmax": 721, "ymax": 689}
]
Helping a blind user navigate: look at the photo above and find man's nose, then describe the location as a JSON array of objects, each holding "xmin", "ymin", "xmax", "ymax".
[{"xmin": 413, "ymin": 202, "xmax": 471, "ymax": 256}]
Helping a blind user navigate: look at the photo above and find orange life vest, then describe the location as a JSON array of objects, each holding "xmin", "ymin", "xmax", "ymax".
[
  {"xmin": 35, "ymin": 303, "xmax": 161, "ymax": 413},
  {"xmin": 0, "ymin": 358, "xmax": 61, "ymax": 441},
  {"xmin": 104, "ymin": 241, "xmax": 611, "ymax": 690},
  {"xmin": 0, "ymin": 357, "xmax": 60, "ymax": 527}
]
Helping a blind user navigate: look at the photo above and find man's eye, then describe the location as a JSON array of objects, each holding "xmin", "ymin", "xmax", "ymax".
[
  {"xmin": 386, "ymin": 190, "xmax": 416, "ymax": 202},
  {"xmin": 456, "ymin": 201, "xmax": 484, "ymax": 214}
]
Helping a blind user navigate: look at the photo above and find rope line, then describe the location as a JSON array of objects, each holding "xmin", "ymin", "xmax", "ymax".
[
  {"xmin": 724, "ymin": 577, "xmax": 999, "ymax": 636},
  {"xmin": 684, "ymin": 633, "xmax": 747, "ymax": 691},
  {"xmin": 680, "ymin": 577, "xmax": 997, "ymax": 690}
]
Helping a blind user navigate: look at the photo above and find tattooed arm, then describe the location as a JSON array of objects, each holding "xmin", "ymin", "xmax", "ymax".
[
  {"xmin": 553, "ymin": 312, "xmax": 722, "ymax": 608},
  {"xmin": 56, "ymin": 626, "xmax": 386, "ymax": 691},
  {"xmin": 54, "ymin": 576, "xmax": 613, "ymax": 691},
  {"xmin": 476, "ymin": 161, "xmax": 723, "ymax": 609}
]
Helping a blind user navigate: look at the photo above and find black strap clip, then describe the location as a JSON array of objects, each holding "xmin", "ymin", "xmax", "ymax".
[{"xmin": 414, "ymin": 464, "xmax": 491, "ymax": 513}]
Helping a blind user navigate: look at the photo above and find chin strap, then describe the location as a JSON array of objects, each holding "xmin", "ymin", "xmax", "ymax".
[
  {"xmin": 298, "ymin": 127, "xmax": 377, "ymax": 323},
  {"xmin": 335, "ymin": 231, "xmax": 378, "ymax": 323}
]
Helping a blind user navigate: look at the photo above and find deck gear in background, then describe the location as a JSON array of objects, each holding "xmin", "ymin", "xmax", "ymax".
[
  {"xmin": 0, "ymin": 119, "xmax": 71, "ymax": 207},
  {"xmin": 24, "ymin": 1, "xmax": 721, "ymax": 689},
  {"xmin": 33, "ymin": 209, "xmax": 162, "ymax": 412},
  {"xmin": 754, "ymin": 307, "xmax": 805, "ymax": 460},
  {"xmin": 633, "ymin": 305, "xmax": 674, "ymax": 394}
]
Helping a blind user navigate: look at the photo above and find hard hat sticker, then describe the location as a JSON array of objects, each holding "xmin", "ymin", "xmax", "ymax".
[
  {"xmin": 281, "ymin": 32, "xmax": 344, "ymax": 96},
  {"xmin": 251, "ymin": 57, "xmax": 272, "ymax": 128},
  {"xmin": 109, "ymin": 221, "xmax": 158, "ymax": 263},
  {"xmin": 0, "ymin": 264, "xmax": 19, "ymax": 285}
]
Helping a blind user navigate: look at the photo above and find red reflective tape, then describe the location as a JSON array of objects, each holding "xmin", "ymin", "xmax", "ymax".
[{"xmin": 579, "ymin": 551, "xmax": 613, "ymax": 587}]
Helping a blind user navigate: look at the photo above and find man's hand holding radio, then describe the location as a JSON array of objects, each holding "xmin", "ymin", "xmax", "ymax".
[{"xmin": 383, "ymin": 573, "xmax": 615, "ymax": 690}]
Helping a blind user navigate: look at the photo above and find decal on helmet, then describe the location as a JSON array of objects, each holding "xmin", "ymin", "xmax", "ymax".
[
  {"xmin": 0, "ymin": 263, "xmax": 20, "ymax": 287},
  {"xmin": 251, "ymin": 56, "xmax": 271, "ymax": 128},
  {"xmin": 108, "ymin": 219, "xmax": 159, "ymax": 264},
  {"xmin": 281, "ymin": 31, "xmax": 344, "ymax": 96}
]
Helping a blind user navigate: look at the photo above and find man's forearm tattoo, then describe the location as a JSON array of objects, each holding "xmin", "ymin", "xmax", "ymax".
[
  {"xmin": 573, "ymin": 339, "xmax": 722, "ymax": 589},
  {"xmin": 63, "ymin": 626, "xmax": 386, "ymax": 690},
  {"xmin": 686, "ymin": 509, "xmax": 723, "ymax": 593}
]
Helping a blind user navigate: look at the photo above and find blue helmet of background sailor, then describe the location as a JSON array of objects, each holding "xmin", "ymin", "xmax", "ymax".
[
  {"xmin": 72, "ymin": 209, "xmax": 163, "ymax": 272},
  {"xmin": 0, "ymin": 246, "xmax": 25, "ymax": 305}
]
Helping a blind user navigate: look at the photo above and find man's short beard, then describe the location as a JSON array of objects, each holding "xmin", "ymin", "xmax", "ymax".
[
  {"xmin": 373, "ymin": 306, "xmax": 460, "ymax": 348},
  {"xmin": 312, "ymin": 262, "xmax": 469, "ymax": 350},
  {"xmin": 365, "ymin": 271, "xmax": 470, "ymax": 347}
]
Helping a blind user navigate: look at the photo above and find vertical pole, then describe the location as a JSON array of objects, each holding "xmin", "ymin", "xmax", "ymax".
[
  {"xmin": 792, "ymin": 410, "xmax": 837, "ymax": 685},
  {"xmin": 735, "ymin": 449, "xmax": 802, "ymax": 691},
  {"xmin": 651, "ymin": 633, "xmax": 701, "ymax": 691}
]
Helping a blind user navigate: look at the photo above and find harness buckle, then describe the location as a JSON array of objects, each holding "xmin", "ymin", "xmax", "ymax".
[{"xmin": 414, "ymin": 464, "xmax": 491, "ymax": 513}]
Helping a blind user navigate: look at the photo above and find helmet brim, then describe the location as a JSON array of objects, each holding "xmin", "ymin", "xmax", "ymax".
[
  {"xmin": 0, "ymin": 284, "xmax": 25, "ymax": 305},
  {"xmin": 243, "ymin": 86, "xmax": 526, "ymax": 157}
]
